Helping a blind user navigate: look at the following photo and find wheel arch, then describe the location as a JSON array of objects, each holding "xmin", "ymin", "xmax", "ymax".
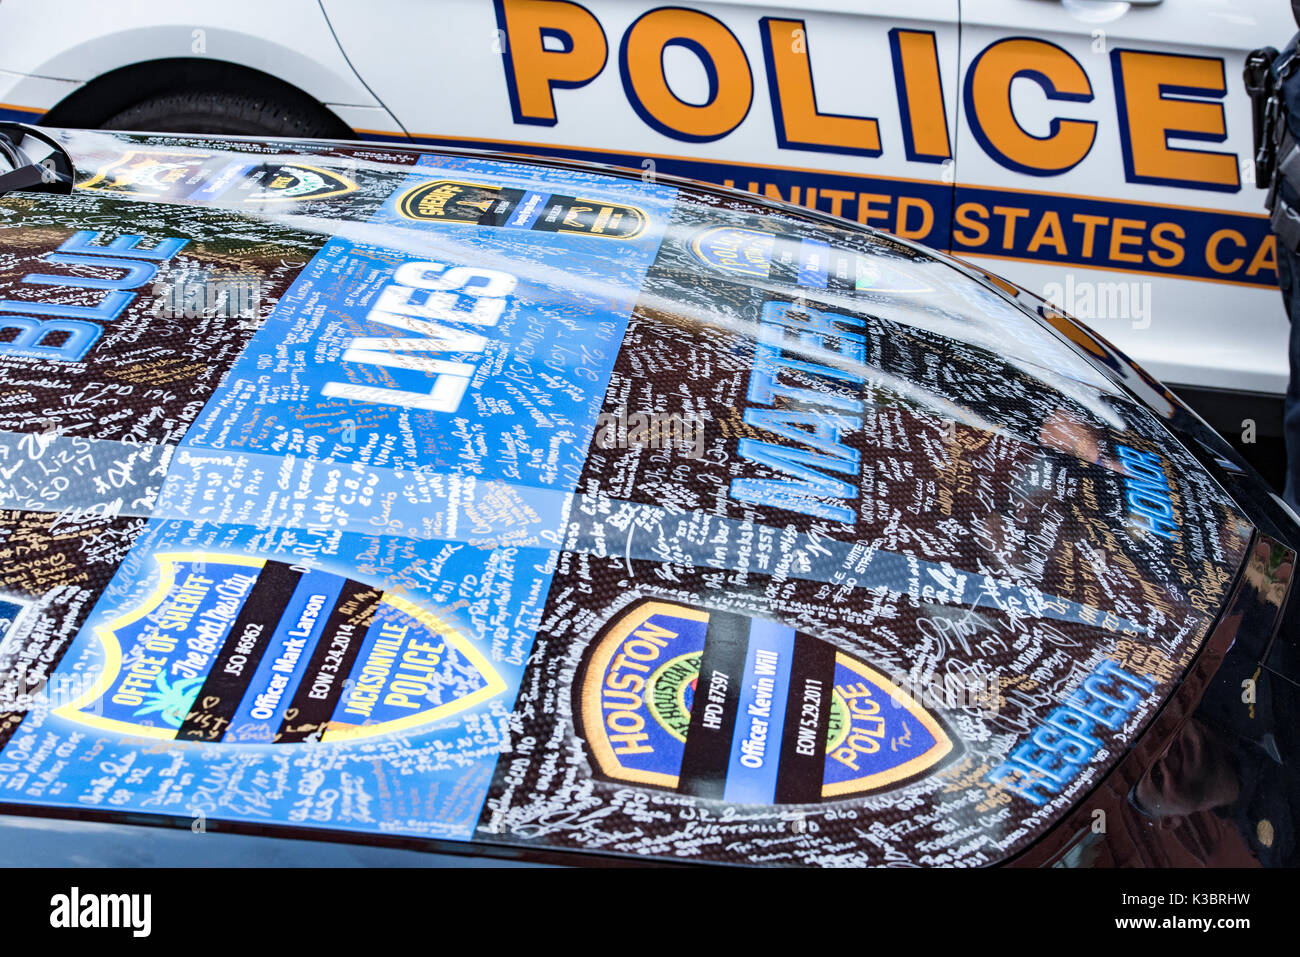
[{"xmin": 40, "ymin": 57, "xmax": 356, "ymax": 137}]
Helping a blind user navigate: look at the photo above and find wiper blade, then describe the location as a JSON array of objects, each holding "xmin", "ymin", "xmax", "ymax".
[{"xmin": 0, "ymin": 123, "xmax": 75, "ymax": 196}]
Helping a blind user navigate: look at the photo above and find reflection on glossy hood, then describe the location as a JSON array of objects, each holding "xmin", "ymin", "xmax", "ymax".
[{"xmin": 0, "ymin": 128, "xmax": 1256, "ymax": 866}]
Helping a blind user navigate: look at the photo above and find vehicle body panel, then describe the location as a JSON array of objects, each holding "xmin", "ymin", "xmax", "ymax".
[{"xmin": 0, "ymin": 1, "xmax": 1292, "ymax": 400}]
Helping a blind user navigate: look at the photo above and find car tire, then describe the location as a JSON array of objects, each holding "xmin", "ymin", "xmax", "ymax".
[{"xmin": 101, "ymin": 90, "xmax": 345, "ymax": 138}]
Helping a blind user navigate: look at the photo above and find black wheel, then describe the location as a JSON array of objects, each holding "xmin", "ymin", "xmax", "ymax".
[{"xmin": 101, "ymin": 89, "xmax": 348, "ymax": 138}]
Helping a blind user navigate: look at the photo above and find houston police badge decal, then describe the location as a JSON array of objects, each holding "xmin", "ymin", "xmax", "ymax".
[{"xmin": 575, "ymin": 600, "xmax": 956, "ymax": 804}]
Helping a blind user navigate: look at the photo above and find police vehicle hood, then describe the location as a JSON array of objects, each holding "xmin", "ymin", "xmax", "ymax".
[{"xmin": 0, "ymin": 127, "xmax": 1288, "ymax": 867}]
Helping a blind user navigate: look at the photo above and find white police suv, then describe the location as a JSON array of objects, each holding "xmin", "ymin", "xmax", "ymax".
[{"xmin": 0, "ymin": 0, "xmax": 1293, "ymax": 449}]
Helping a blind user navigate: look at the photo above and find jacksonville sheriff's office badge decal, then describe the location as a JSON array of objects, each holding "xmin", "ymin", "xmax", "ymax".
[
  {"xmin": 397, "ymin": 179, "xmax": 647, "ymax": 239},
  {"xmin": 54, "ymin": 552, "xmax": 504, "ymax": 743},
  {"xmin": 77, "ymin": 151, "xmax": 357, "ymax": 203},
  {"xmin": 574, "ymin": 600, "xmax": 956, "ymax": 803}
]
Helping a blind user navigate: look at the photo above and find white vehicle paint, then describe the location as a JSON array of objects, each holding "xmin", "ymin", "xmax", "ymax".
[{"xmin": 0, "ymin": 0, "xmax": 1292, "ymax": 400}]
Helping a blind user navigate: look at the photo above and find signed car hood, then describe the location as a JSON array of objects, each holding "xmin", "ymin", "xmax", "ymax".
[{"xmin": 0, "ymin": 129, "xmax": 1262, "ymax": 866}]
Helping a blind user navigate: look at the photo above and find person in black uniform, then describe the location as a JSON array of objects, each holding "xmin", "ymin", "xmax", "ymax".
[{"xmin": 1250, "ymin": 3, "xmax": 1300, "ymax": 510}]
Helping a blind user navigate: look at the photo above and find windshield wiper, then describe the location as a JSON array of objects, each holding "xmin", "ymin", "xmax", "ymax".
[{"xmin": 0, "ymin": 123, "xmax": 74, "ymax": 196}]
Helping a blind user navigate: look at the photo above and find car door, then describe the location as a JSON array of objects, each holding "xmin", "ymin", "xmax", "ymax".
[
  {"xmin": 953, "ymin": 0, "xmax": 1296, "ymax": 398},
  {"xmin": 321, "ymin": 0, "xmax": 961, "ymax": 253}
]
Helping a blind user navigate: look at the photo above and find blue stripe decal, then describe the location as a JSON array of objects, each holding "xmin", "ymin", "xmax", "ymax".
[
  {"xmin": 224, "ymin": 569, "xmax": 345, "ymax": 743},
  {"xmin": 0, "ymin": 105, "xmax": 43, "ymax": 123},
  {"xmin": 186, "ymin": 160, "xmax": 254, "ymax": 202},
  {"xmin": 797, "ymin": 239, "xmax": 829, "ymax": 288},
  {"xmin": 504, "ymin": 190, "xmax": 548, "ymax": 228},
  {"xmin": 724, "ymin": 618, "xmax": 795, "ymax": 804}
]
